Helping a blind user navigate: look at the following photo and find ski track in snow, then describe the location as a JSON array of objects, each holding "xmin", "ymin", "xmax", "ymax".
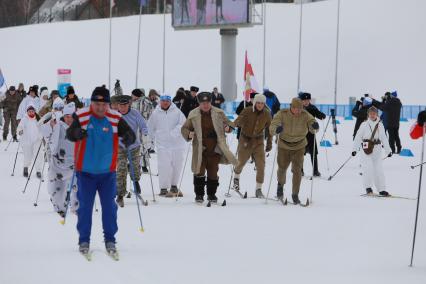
[{"xmin": 1, "ymin": 119, "xmax": 426, "ymax": 284}]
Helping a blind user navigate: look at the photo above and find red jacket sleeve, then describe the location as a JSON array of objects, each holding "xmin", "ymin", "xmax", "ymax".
[{"xmin": 410, "ymin": 123, "xmax": 425, "ymax": 140}]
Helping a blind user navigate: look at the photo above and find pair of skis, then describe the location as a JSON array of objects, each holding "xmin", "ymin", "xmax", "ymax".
[
  {"xmin": 80, "ymin": 249, "xmax": 119, "ymax": 262},
  {"xmin": 360, "ymin": 193, "xmax": 416, "ymax": 200}
]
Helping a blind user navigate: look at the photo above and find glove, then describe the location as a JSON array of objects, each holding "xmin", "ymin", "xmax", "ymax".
[
  {"xmin": 188, "ymin": 131, "xmax": 195, "ymax": 140},
  {"xmin": 275, "ymin": 126, "xmax": 283, "ymax": 134},
  {"xmin": 417, "ymin": 110, "xmax": 426, "ymax": 127},
  {"xmin": 351, "ymin": 151, "xmax": 357, "ymax": 157},
  {"xmin": 74, "ymin": 129, "xmax": 87, "ymax": 140},
  {"xmin": 122, "ymin": 131, "xmax": 134, "ymax": 147},
  {"xmin": 311, "ymin": 122, "xmax": 319, "ymax": 130},
  {"xmin": 265, "ymin": 143, "xmax": 272, "ymax": 153},
  {"xmin": 388, "ymin": 152, "xmax": 393, "ymax": 158}
]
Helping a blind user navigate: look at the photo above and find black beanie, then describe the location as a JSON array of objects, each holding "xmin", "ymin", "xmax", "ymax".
[
  {"xmin": 67, "ymin": 86, "xmax": 75, "ymax": 95},
  {"xmin": 132, "ymin": 89, "xmax": 143, "ymax": 98},
  {"xmin": 91, "ymin": 86, "xmax": 110, "ymax": 103}
]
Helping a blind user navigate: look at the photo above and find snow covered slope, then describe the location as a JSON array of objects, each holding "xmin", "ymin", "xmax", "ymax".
[
  {"xmin": 1, "ymin": 0, "xmax": 426, "ymax": 104},
  {"xmin": 0, "ymin": 118, "xmax": 425, "ymax": 284}
]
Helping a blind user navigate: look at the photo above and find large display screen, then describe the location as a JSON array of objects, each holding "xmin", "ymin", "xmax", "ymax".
[{"xmin": 172, "ymin": 0, "xmax": 250, "ymax": 29}]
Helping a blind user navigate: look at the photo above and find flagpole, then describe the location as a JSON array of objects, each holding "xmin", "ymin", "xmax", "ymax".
[
  {"xmin": 108, "ymin": 0, "xmax": 113, "ymax": 90},
  {"xmin": 333, "ymin": 0, "xmax": 341, "ymax": 109},
  {"xmin": 162, "ymin": 0, "xmax": 166, "ymax": 93},
  {"xmin": 262, "ymin": 0, "xmax": 266, "ymax": 88},
  {"xmin": 135, "ymin": 1, "xmax": 143, "ymax": 88},
  {"xmin": 296, "ymin": 0, "xmax": 304, "ymax": 94}
]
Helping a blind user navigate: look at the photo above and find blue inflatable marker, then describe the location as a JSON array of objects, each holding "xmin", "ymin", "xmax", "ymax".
[
  {"xmin": 320, "ymin": 140, "xmax": 332, "ymax": 147},
  {"xmin": 335, "ymin": 120, "xmax": 341, "ymax": 124},
  {"xmin": 344, "ymin": 116, "xmax": 353, "ymax": 120},
  {"xmin": 399, "ymin": 149, "xmax": 414, "ymax": 157},
  {"xmin": 400, "ymin": 118, "xmax": 408, "ymax": 122}
]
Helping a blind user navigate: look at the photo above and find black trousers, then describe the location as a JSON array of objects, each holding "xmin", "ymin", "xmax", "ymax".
[
  {"xmin": 387, "ymin": 127, "xmax": 402, "ymax": 153},
  {"xmin": 304, "ymin": 133, "xmax": 319, "ymax": 173}
]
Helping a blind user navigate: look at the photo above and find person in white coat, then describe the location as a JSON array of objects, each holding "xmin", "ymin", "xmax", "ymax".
[
  {"xmin": 39, "ymin": 102, "xmax": 78, "ymax": 217},
  {"xmin": 147, "ymin": 94, "xmax": 187, "ymax": 197},
  {"xmin": 17, "ymin": 104, "xmax": 43, "ymax": 177},
  {"xmin": 17, "ymin": 86, "xmax": 41, "ymax": 122},
  {"xmin": 352, "ymin": 106, "xmax": 392, "ymax": 196}
]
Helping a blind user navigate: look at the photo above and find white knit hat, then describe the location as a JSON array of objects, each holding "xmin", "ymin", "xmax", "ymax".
[
  {"xmin": 63, "ymin": 102, "xmax": 75, "ymax": 116},
  {"xmin": 52, "ymin": 97, "xmax": 65, "ymax": 110},
  {"xmin": 252, "ymin": 94, "xmax": 266, "ymax": 111}
]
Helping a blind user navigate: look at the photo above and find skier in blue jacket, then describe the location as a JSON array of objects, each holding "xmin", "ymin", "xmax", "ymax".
[{"xmin": 66, "ymin": 86, "xmax": 135, "ymax": 257}]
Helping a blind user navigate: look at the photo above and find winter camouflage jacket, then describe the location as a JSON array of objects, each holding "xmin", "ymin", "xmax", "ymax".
[{"xmin": 132, "ymin": 96, "xmax": 154, "ymax": 121}]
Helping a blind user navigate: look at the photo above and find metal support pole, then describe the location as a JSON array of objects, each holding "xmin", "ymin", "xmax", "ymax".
[
  {"xmin": 108, "ymin": 0, "xmax": 113, "ymax": 90},
  {"xmin": 162, "ymin": 0, "xmax": 166, "ymax": 93},
  {"xmin": 220, "ymin": 28, "xmax": 238, "ymax": 101},
  {"xmin": 333, "ymin": 0, "xmax": 341, "ymax": 109},
  {"xmin": 296, "ymin": 0, "xmax": 304, "ymax": 94},
  {"xmin": 135, "ymin": 2, "xmax": 143, "ymax": 88},
  {"xmin": 262, "ymin": 0, "xmax": 267, "ymax": 88}
]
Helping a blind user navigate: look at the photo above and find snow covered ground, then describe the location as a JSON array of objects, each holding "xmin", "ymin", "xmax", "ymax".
[{"xmin": 1, "ymin": 117, "xmax": 425, "ymax": 284}]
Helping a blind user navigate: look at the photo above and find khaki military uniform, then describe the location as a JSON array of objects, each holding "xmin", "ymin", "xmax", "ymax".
[
  {"xmin": 233, "ymin": 106, "xmax": 272, "ymax": 184},
  {"xmin": 2, "ymin": 91, "xmax": 22, "ymax": 139},
  {"xmin": 270, "ymin": 109, "xmax": 316, "ymax": 195}
]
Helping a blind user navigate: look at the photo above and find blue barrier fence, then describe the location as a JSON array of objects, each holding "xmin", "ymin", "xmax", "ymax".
[{"xmin": 224, "ymin": 102, "xmax": 425, "ymax": 120}]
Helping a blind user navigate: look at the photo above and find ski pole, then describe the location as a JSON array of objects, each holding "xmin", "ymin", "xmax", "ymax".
[
  {"xmin": 127, "ymin": 148, "xmax": 145, "ymax": 232},
  {"xmin": 33, "ymin": 153, "xmax": 47, "ymax": 207},
  {"xmin": 11, "ymin": 141, "xmax": 21, "ymax": 176},
  {"xmin": 310, "ymin": 133, "xmax": 317, "ymax": 203},
  {"xmin": 22, "ymin": 141, "xmax": 43, "ymax": 194},
  {"xmin": 225, "ymin": 147, "xmax": 239, "ymax": 198},
  {"xmin": 320, "ymin": 116, "xmax": 331, "ymax": 143},
  {"xmin": 321, "ymin": 119, "xmax": 330, "ymax": 173},
  {"xmin": 327, "ymin": 155, "xmax": 353, "ymax": 181},
  {"xmin": 4, "ymin": 138, "xmax": 13, "ymax": 151},
  {"xmin": 409, "ymin": 125, "xmax": 425, "ymax": 267},
  {"xmin": 265, "ymin": 143, "xmax": 278, "ymax": 204},
  {"xmin": 145, "ymin": 150, "xmax": 156, "ymax": 202},
  {"xmin": 176, "ymin": 142, "xmax": 191, "ymax": 202},
  {"xmin": 410, "ymin": 161, "xmax": 426, "ymax": 169}
]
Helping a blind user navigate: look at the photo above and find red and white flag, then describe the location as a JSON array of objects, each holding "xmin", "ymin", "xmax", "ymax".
[{"xmin": 243, "ymin": 51, "xmax": 260, "ymax": 101}]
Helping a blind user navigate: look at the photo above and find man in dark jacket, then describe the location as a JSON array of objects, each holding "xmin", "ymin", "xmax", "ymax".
[
  {"xmin": 263, "ymin": 87, "xmax": 281, "ymax": 117},
  {"xmin": 352, "ymin": 95, "xmax": 372, "ymax": 139},
  {"xmin": 211, "ymin": 87, "xmax": 225, "ymax": 108},
  {"xmin": 375, "ymin": 92, "xmax": 402, "ymax": 153},
  {"xmin": 65, "ymin": 86, "xmax": 84, "ymax": 109},
  {"xmin": 181, "ymin": 86, "xmax": 199, "ymax": 117},
  {"xmin": 299, "ymin": 92, "xmax": 326, "ymax": 176},
  {"xmin": 2, "ymin": 86, "xmax": 21, "ymax": 141},
  {"xmin": 172, "ymin": 87, "xmax": 187, "ymax": 110}
]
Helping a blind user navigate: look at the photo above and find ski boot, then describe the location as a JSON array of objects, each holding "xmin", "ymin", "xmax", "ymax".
[
  {"xmin": 23, "ymin": 167, "xmax": 29, "ymax": 178},
  {"xmin": 255, "ymin": 188, "xmax": 264, "ymax": 199},
  {"xmin": 292, "ymin": 194, "xmax": 301, "ymax": 205},
  {"xmin": 232, "ymin": 177, "xmax": 240, "ymax": 191},
  {"xmin": 379, "ymin": 191, "xmax": 390, "ymax": 197},
  {"xmin": 105, "ymin": 241, "xmax": 117, "ymax": 254},
  {"xmin": 277, "ymin": 184, "xmax": 284, "ymax": 200},
  {"xmin": 79, "ymin": 242, "xmax": 90, "ymax": 254},
  {"xmin": 116, "ymin": 196, "xmax": 124, "ymax": 208},
  {"xmin": 141, "ymin": 166, "xmax": 149, "ymax": 173},
  {"xmin": 148, "ymin": 149, "xmax": 156, "ymax": 154},
  {"xmin": 36, "ymin": 172, "xmax": 42, "ymax": 179},
  {"xmin": 366, "ymin": 188, "xmax": 373, "ymax": 195},
  {"xmin": 13, "ymin": 135, "xmax": 18, "ymax": 142},
  {"xmin": 166, "ymin": 185, "xmax": 183, "ymax": 197},
  {"xmin": 313, "ymin": 170, "xmax": 321, "ymax": 177},
  {"xmin": 57, "ymin": 211, "xmax": 65, "ymax": 218},
  {"xmin": 2, "ymin": 135, "xmax": 6, "ymax": 141},
  {"xmin": 207, "ymin": 194, "xmax": 218, "ymax": 203},
  {"xmin": 126, "ymin": 192, "xmax": 132, "ymax": 198},
  {"xmin": 159, "ymin": 188, "xmax": 168, "ymax": 196},
  {"xmin": 195, "ymin": 195, "xmax": 204, "ymax": 203},
  {"xmin": 135, "ymin": 182, "xmax": 142, "ymax": 195}
]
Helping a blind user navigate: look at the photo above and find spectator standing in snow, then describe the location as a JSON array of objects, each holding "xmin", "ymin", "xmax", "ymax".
[
  {"xmin": 2, "ymin": 86, "xmax": 21, "ymax": 141},
  {"xmin": 65, "ymin": 86, "xmax": 83, "ymax": 109},
  {"xmin": 211, "ymin": 87, "xmax": 225, "ymax": 109}
]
